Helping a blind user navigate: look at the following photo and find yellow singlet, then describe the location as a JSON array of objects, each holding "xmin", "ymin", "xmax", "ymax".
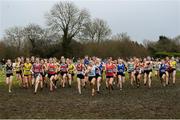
[
  {"xmin": 68, "ymin": 64, "xmax": 75, "ymax": 74},
  {"xmin": 15, "ymin": 62, "xmax": 21, "ymax": 72},
  {"xmin": 23, "ymin": 63, "xmax": 32, "ymax": 75},
  {"xmin": 170, "ymin": 61, "xmax": 176, "ymax": 69}
]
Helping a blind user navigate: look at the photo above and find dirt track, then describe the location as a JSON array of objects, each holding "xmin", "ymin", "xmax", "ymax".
[{"xmin": 0, "ymin": 78, "xmax": 180, "ymax": 119}]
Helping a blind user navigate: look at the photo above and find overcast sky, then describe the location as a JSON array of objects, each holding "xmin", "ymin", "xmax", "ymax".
[{"xmin": 0, "ymin": 0, "xmax": 180, "ymax": 42}]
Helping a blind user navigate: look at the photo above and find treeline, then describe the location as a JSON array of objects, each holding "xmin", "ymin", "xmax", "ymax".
[
  {"xmin": 144, "ymin": 35, "xmax": 180, "ymax": 57},
  {"xmin": 0, "ymin": 2, "xmax": 179, "ymax": 59}
]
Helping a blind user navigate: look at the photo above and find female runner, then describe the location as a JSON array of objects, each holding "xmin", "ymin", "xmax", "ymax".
[
  {"xmin": 105, "ymin": 58, "xmax": 116, "ymax": 93},
  {"xmin": 117, "ymin": 59, "xmax": 126, "ymax": 90},
  {"xmin": 23, "ymin": 58, "xmax": 32, "ymax": 88},
  {"xmin": 76, "ymin": 59, "xmax": 85, "ymax": 94},
  {"xmin": 67, "ymin": 59, "xmax": 75, "ymax": 87},
  {"xmin": 127, "ymin": 58, "xmax": 135, "ymax": 86},
  {"xmin": 5, "ymin": 59, "xmax": 14, "ymax": 93},
  {"xmin": 14, "ymin": 57, "xmax": 23, "ymax": 87},
  {"xmin": 87, "ymin": 61, "xmax": 97, "ymax": 96},
  {"xmin": 33, "ymin": 58, "xmax": 43, "ymax": 94},
  {"xmin": 48, "ymin": 58, "xmax": 57, "ymax": 92}
]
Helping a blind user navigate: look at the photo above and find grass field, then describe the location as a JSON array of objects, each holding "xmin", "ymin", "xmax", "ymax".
[{"xmin": 0, "ymin": 70, "xmax": 180, "ymax": 119}]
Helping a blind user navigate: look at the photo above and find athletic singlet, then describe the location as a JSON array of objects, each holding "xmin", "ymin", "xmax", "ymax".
[
  {"xmin": 84, "ymin": 59, "xmax": 89, "ymax": 65},
  {"xmin": 144, "ymin": 62, "xmax": 149, "ymax": 71},
  {"xmin": 68, "ymin": 64, "xmax": 75, "ymax": 73},
  {"xmin": 135, "ymin": 63, "xmax": 141, "ymax": 72},
  {"xmin": 154, "ymin": 62, "xmax": 160, "ymax": 70},
  {"xmin": 113, "ymin": 64, "xmax": 117, "ymax": 73},
  {"xmin": 15, "ymin": 62, "xmax": 21, "ymax": 71},
  {"xmin": 165, "ymin": 61, "xmax": 170, "ymax": 71},
  {"xmin": 6, "ymin": 64, "xmax": 13, "ymax": 75},
  {"xmin": 48, "ymin": 63, "xmax": 56, "ymax": 74},
  {"xmin": 159, "ymin": 64, "xmax": 166, "ymax": 73},
  {"xmin": 60, "ymin": 63, "xmax": 68, "ymax": 72},
  {"xmin": 88, "ymin": 65, "xmax": 96, "ymax": 77},
  {"xmin": 170, "ymin": 61, "xmax": 176, "ymax": 69},
  {"xmin": 117, "ymin": 64, "xmax": 125, "ymax": 73},
  {"xmin": 33, "ymin": 63, "xmax": 42, "ymax": 73},
  {"xmin": 23, "ymin": 63, "xmax": 32, "ymax": 75},
  {"xmin": 95, "ymin": 64, "xmax": 103, "ymax": 75},
  {"xmin": 146, "ymin": 61, "xmax": 152, "ymax": 70},
  {"xmin": 106, "ymin": 64, "xmax": 114, "ymax": 76},
  {"xmin": 127, "ymin": 62, "xmax": 134, "ymax": 71},
  {"xmin": 76, "ymin": 64, "xmax": 84, "ymax": 74}
]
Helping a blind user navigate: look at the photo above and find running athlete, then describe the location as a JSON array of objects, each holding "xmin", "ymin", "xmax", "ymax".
[
  {"xmin": 53, "ymin": 58, "xmax": 59, "ymax": 87},
  {"xmin": 105, "ymin": 58, "xmax": 115, "ymax": 93},
  {"xmin": 5, "ymin": 59, "xmax": 14, "ymax": 93},
  {"xmin": 67, "ymin": 59, "xmax": 75, "ymax": 87},
  {"xmin": 31, "ymin": 56, "xmax": 36, "ymax": 86},
  {"xmin": 87, "ymin": 61, "xmax": 97, "ymax": 96},
  {"xmin": 113, "ymin": 60, "xmax": 118, "ymax": 85},
  {"xmin": 43, "ymin": 59, "xmax": 49, "ymax": 87},
  {"xmin": 134, "ymin": 58, "xmax": 141, "ymax": 88},
  {"xmin": 159, "ymin": 59, "xmax": 167, "ymax": 87},
  {"xmin": 14, "ymin": 57, "xmax": 23, "ymax": 87},
  {"xmin": 127, "ymin": 58, "xmax": 135, "ymax": 86},
  {"xmin": 169, "ymin": 57, "xmax": 177, "ymax": 85},
  {"xmin": 23, "ymin": 58, "xmax": 32, "ymax": 88},
  {"xmin": 95, "ymin": 59, "xmax": 103, "ymax": 93},
  {"xmin": 48, "ymin": 58, "xmax": 57, "ymax": 92},
  {"xmin": 143, "ymin": 57, "xmax": 153, "ymax": 88},
  {"xmin": 76, "ymin": 59, "xmax": 85, "ymax": 94},
  {"xmin": 165, "ymin": 57, "xmax": 170, "ymax": 85},
  {"xmin": 33, "ymin": 58, "xmax": 43, "ymax": 94},
  {"xmin": 154, "ymin": 59, "xmax": 161, "ymax": 77},
  {"xmin": 60, "ymin": 58, "xmax": 68, "ymax": 88},
  {"xmin": 84, "ymin": 56, "xmax": 89, "ymax": 87},
  {"xmin": 117, "ymin": 59, "xmax": 125, "ymax": 90}
]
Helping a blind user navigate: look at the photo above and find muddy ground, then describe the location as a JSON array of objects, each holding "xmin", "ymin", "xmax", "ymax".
[{"xmin": 0, "ymin": 76, "xmax": 180, "ymax": 119}]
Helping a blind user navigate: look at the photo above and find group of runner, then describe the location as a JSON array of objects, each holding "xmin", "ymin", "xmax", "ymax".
[{"xmin": 3, "ymin": 56, "xmax": 178, "ymax": 96}]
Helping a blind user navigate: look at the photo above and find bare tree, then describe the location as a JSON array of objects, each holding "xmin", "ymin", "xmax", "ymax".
[
  {"xmin": 23, "ymin": 24, "xmax": 46, "ymax": 54},
  {"xmin": 81, "ymin": 18, "xmax": 111, "ymax": 43},
  {"xmin": 46, "ymin": 2, "xmax": 90, "ymax": 56},
  {"xmin": 3, "ymin": 26, "xmax": 24, "ymax": 50},
  {"xmin": 111, "ymin": 32, "xmax": 130, "ymax": 41}
]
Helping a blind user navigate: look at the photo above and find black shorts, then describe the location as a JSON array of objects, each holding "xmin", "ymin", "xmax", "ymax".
[
  {"xmin": 69, "ymin": 73, "xmax": 74, "ymax": 76},
  {"xmin": 88, "ymin": 76, "xmax": 96, "ymax": 81},
  {"xmin": 16, "ymin": 70, "xmax": 22, "ymax": 74},
  {"xmin": 134, "ymin": 71, "xmax": 140, "ymax": 76},
  {"xmin": 33, "ymin": 73, "xmax": 41, "ymax": 78},
  {"xmin": 6, "ymin": 73, "xmax": 13, "ymax": 77},
  {"xmin": 41, "ymin": 73, "xmax": 46, "ymax": 77},
  {"xmin": 159, "ymin": 72, "xmax": 166, "ymax": 78},
  {"xmin": 48, "ymin": 74, "xmax": 55, "ymax": 78},
  {"xmin": 128, "ymin": 70, "xmax": 134, "ymax": 73},
  {"xmin": 169, "ymin": 68, "xmax": 176, "ymax": 73},
  {"xmin": 77, "ymin": 74, "xmax": 84, "ymax": 79},
  {"xmin": 144, "ymin": 69, "xmax": 152, "ymax": 74},
  {"xmin": 96, "ymin": 74, "xmax": 101, "ymax": 79},
  {"xmin": 106, "ymin": 76, "xmax": 114, "ymax": 79},
  {"xmin": 117, "ymin": 72, "xmax": 125, "ymax": 76},
  {"xmin": 61, "ymin": 72, "xmax": 67, "ymax": 76},
  {"xmin": 24, "ymin": 74, "xmax": 31, "ymax": 77}
]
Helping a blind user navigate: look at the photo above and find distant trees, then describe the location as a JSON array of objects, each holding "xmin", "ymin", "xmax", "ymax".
[
  {"xmin": 3, "ymin": 27, "xmax": 24, "ymax": 51},
  {"xmin": 144, "ymin": 35, "xmax": 180, "ymax": 57},
  {"xmin": 0, "ymin": 1, "xmax": 179, "ymax": 59},
  {"xmin": 81, "ymin": 18, "xmax": 111, "ymax": 43},
  {"xmin": 46, "ymin": 2, "xmax": 90, "ymax": 56}
]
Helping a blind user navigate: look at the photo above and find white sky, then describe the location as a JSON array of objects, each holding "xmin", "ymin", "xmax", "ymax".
[{"xmin": 0, "ymin": 0, "xmax": 180, "ymax": 42}]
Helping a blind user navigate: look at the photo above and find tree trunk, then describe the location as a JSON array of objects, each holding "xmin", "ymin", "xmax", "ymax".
[{"xmin": 62, "ymin": 32, "xmax": 71, "ymax": 57}]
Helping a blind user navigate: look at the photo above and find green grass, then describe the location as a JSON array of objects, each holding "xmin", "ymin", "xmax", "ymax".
[{"xmin": 0, "ymin": 70, "xmax": 180, "ymax": 119}]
